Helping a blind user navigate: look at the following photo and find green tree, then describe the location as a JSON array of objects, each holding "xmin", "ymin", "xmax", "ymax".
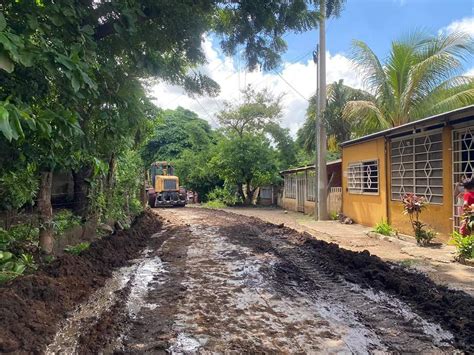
[
  {"xmin": 265, "ymin": 123, "xmax": 298, "ymax": 169},
  {"xmin": 211, "ymin": 134, "xmax": 278, "ymax": 204},
  {"xmin": 344, "ymin": 31, "xmax": 474, "ymax": 134},
  {"xmin": 0, "ymin": 1, "xmax": 326, "ymax": 252},
  {"xmin": 174, "ymin": 146, "xmax": 224, "ymax": 201},
  {"xmin": 297, "ymin": 80, "xmax": 371, "ymax": 156},
  {"xmin": 142, "ymin": 107, "xmax": 214, "ymax": 164},
  {"xmin": 217, "ymin": 86, "xmax": 283, "ymax": 138}
]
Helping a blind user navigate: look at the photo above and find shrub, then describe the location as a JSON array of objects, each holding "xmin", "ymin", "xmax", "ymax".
[
  {"xmin": 207, "ymin": 186, "xmax": 240, "ymax": 206},
  {"xmin": 401, "ymin": 193, "xmax": 436, "ymax": 246},
  {"xmin": 64, "ymin": 242, "xmax": 90, "ymax": 255},
  {"xmin": 373, "ymin": 220, "xmax": 393, "ymax": 236},
  {"xmin": 450, "ymin": 231, "xmax": 474, "ymax": 260},
  {"xmin": 203, "ymin": 200, "xmax": 226, "ymax": 209},
  {"xmin": 451, "ymin": 204, "xmax": 474, "ymax": 260},
  {"xmin": 329, "ymin": 211, "xmax": 339, "ymax": 221},
  {"xmin": 52, "ymin": 209, "xmax": 82, "ymax": 236},
  {"xmin": 0, "ymin": 250, "xmax": 36, "ymax": 283}
]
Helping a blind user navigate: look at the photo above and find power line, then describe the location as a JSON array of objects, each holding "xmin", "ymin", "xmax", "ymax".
[{"xmin": 272, "ymin": 70, "xmax": 309, "ymax": 101}]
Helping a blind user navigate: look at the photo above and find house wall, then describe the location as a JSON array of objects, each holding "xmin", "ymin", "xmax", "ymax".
[
  {"xmin": 280, "ymin": 197, "xmax": 297, "ymax": 211},
  {"xmin": 387, "ymin": 126, "xmax": 453, "ymax": 241},
  {"xmin": 342, "ymin": 137, "xmax": 388, "ymax": 227}
]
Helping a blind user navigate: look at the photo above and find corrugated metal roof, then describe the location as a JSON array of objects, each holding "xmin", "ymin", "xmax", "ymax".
[
  {"xmin": 340, "ymin": 105, "xmax": 474, "ymax": 147},
  {"xmin": 280, "ymin": 159, "xmax": 341, "ymax": 175}
]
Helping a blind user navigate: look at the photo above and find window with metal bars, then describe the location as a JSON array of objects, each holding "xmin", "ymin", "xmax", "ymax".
[
  {"xmin": 452, "ymin": 126, "xmax": 474, "ymax": 230},
  {"xmin": 348, "ymin": 160, "xmax": 379, "ymax": 194},
  {"xmin": 390, "ymin": 131, "xmax": 443, "ymax": 204}
]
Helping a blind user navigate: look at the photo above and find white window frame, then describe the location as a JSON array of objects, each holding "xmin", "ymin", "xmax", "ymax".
[
  {"xmin": 348, "ymin": 159, "xmax": 379, "ymax": 195},
  {"xmin": 452, "ymin": 125, "xmax": 474, "ymax": 231}
]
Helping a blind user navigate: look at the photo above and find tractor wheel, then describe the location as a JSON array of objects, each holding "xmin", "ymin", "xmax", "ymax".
[{"xmin": 148, "ymin": 193, "xmax": 156, "ymax": 208}]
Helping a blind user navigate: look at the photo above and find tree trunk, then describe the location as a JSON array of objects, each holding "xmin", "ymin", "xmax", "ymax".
[
  {"xmin": 245, "ymin": 181, "xmax": 253, "ymax": 205},
  {"xmin": 72, "ymin": 165, "xmax": 93, "ymax": 218},
  {"xmin": 38, "ymin": 170, "xmax": 54, "ymax": 254},
  {"xmin": 237, "ymin": 183, "xmax": 245, "ymax": 203},
  {"xmin": 105, "ymin": 153, "xmax": 116, "ymax": 208}
]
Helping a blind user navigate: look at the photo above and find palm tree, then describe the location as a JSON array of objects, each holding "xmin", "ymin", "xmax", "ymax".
[
  {"xmin": 344, "ymin": 31, "xmax": 474, "ymax": 135},
  {"xmin": 297, "ymin": 80, "xmax": 372, "ymax": 154}
]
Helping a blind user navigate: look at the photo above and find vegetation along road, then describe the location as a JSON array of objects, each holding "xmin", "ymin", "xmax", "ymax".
[{"xmin": 3, "ymin": 208, "xmax": 472, "ymax": 353}]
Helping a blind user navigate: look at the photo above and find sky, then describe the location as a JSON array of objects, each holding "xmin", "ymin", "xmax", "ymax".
[{"xmin": 150, "ymin": 1, "xmax": 474, "ymax": 136}]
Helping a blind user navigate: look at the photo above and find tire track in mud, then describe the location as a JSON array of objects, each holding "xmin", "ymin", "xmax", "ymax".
[
  {"xmin": 162, "ymin": 217, "xmax": 352, "ymax": 353},
  {"xmin": 210, "ymin": 227, "xmax": 452, "ymax": 352},
  {"xmin": 209, "ymin": 209, "xmax": 470, "ymax": 353},
  {"xmin": 39, "ymin": 208, "xmax": 473, "ymax": 353}
]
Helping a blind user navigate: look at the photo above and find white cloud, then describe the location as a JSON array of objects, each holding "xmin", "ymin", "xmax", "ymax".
[
  {"xmin": 440, "ymin": 17, "xmax": 474, "ymax": 36},
  {"xmin": 465, "ymin": 67, "xmax": 474, "ymax": 77},
  {"xmin": 149, "ymin": 37, "xmax": 363, "ymax": 136}
]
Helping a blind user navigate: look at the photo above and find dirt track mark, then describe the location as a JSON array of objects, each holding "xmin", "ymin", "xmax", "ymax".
[{"xmin": 15, "ymin": 207, "xmax": 473, "ymax": 353}]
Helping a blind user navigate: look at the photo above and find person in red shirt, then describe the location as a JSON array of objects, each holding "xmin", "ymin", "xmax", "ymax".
[
  {"xmin": 462, "ymin": 178, "xmax": 474, "ymax": 207},
  {"xmin": 459, "ymin": 178, "xmax": 474, "ymax": 236}
]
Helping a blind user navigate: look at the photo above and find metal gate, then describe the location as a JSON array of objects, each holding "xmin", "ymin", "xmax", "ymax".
[
  {"xmin": 296, "ymin": 173, "xmax": 306, "ymax": 212},
  {"xmin": 452, "ymin": 126, "xmax": 474, "ymax": 231}
]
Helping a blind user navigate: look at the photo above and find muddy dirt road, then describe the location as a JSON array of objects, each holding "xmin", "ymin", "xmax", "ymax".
[{"xmin": 5, "ymin": 208, "xmax": 473, "ymax": 353}]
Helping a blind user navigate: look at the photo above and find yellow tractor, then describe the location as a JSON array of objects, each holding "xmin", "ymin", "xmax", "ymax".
[{"xmin": 146, "ymin": 161, "xmax": 186, "ymax": 207}]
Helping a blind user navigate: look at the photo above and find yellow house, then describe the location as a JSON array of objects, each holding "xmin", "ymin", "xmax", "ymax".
[{"xmin": 341, "ymin": 105, "xmax": 474, "ymax": 242}]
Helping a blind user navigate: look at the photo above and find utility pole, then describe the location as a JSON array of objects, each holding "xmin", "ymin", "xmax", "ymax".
[
  {"xmin": 313, "ymin": 45, "xmax": 319, "ymax": 219},
  {"xmin": 317, "ymin": 0, "xmax": 328, "ymax": 220}
]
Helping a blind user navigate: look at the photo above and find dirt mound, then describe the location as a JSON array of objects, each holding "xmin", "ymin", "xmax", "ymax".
[
  {"xmin": 301, "ymin": 237, "xmax": 474, "ymax": 352},
  {"xmin": 0, "ymin": 210, "xmax": 161, "ymax": 353}
]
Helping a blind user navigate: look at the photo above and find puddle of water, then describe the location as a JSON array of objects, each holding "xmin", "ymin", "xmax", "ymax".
[
  {"xmin": 46, "ymin": 249, "xmax": 168, "ymax": 354},
  {"xmin": 168, "ymin": 333, "xmax": 203, "ymax": 354},
  {"xmin": 46, "ymin": 266, "xmax": 133, "ymax": 354}
]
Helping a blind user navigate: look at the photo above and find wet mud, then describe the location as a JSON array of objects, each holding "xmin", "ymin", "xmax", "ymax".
[
  {"xmin": 1, "ymin": 207, "xmax": 473, "ymax": 353},
  {"xmin": 0, "ymin": 210, "xmax": 162, "ymax": 353}
]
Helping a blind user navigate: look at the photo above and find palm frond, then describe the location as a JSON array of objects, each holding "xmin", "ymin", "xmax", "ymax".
[
  {"xmin": 351, "ymin": 40, "xmax": 393, "ymax": 106},
  {"xmin": 401, "ymin": 31, "xmax": 473, "ymax": 118},
  {"xmin": 343, "ymin": 100, "xmax": 390, "ymax": 135},
  {"xmin": 413, "ymin": 76, "xmax": 474, "ymax": 117}
]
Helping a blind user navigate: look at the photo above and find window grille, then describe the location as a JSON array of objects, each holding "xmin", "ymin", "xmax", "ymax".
[
  {"xmin": 390, "ymin": 132, "xmax": 443, "ymax": 204},
  {"xmin": 306, "ymin": 170, "xmax": 316, "ymax": 201},
  {"xmin": 453, "ymin": 126, "xmax": 474, "ymax": 230},
  {"xmin": 284, "ymin": 174, "xmax": 296, "ymax": 199},
  {"xmin": 348, "ymin": 160, "xmax": 379, "ymax": 194}
]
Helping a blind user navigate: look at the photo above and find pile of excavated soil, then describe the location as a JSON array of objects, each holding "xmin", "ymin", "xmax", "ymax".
[
  {"xmin": 0, "ymin": 210, "xmax": 161, "ymax": 353},
  {"xmin": 214, "ymin": 211, "xmax": 474, "ymax": 353},
  {"xmin": 301, "ymin": 237, "xmax": 474, "ymax": 352}
]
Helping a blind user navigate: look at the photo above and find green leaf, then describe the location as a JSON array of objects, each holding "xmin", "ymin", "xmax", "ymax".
[
  {"xmin": 55, "ymin": 54, "xmax": 75, "ymax": 70},
  {"xmin": 0, "ymin": 12, "xmax": 6, "ymax": 32},
  {"xmin": 79, "ymin": 70, "xmax": 96, "ymax": 90},
  {"xmin": 0, "ymin": 50, "xmax": 13, "ymax": 73},
  {"xmin": 0, "ymin": 251, "xmax": 13, "ymax": 262},
  {"xmin": 19, "ymin": 51, "xmax": 34, "ymax": 67},
  {"xmin": 11, "ymin": 110, "xmax": 24, "ymax": 138},
  {"xmin": 71, "ymin": 74, "xmax": 80, "ymax": 92},
  {"xmin": 0, "ymin": 106, "xmax": 13, "ymax": 141},
  {"xmin": 13, "ymin": 263, "xmax": 25, "ymax": 274},
  {"xmin": 27, "ymin": 15, "xmax": 39, "ymax": 30},
  {"xmin": 80, "ymin": 25, "xmax": 94, "ymax": 36}
]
